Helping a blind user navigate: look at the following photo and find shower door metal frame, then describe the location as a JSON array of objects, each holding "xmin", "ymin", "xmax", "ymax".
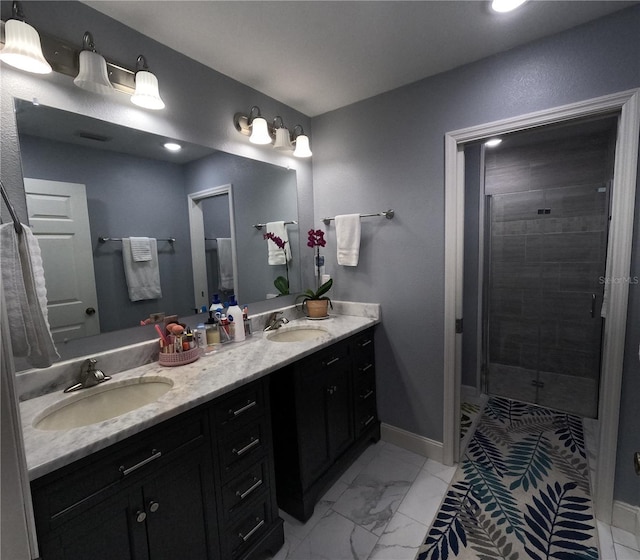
[{"xmin": 442, "ymin": 88, "xmax": 640, "ymax": 525}]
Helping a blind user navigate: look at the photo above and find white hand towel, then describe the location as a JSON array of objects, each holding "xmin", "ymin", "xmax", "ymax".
[
  {"xmin": 0, "ymin": 223, "xmax": 59, "ymax": 368},
  {"xmin": 129, "ymin": 236, "xmax": 152, "ymax": 262},
  {"xmin": 266, "ymin": 221, "xmax": 291, "ymax": 265},
  {"xmin": 335, "ymin": 214, "xmax": 361, "ymax": 266},
  {"xmin": 216, "ymin": 238, "xmax": 234, "ymax": 291},
  {"xmin": 122, "ymin": 237, "xmax": 162, "ymax": 301}
]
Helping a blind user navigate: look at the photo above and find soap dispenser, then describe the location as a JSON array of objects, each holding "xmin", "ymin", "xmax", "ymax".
[{"xmin": 226, "ymin": 295, "xmax": 245, "ymax": 342}]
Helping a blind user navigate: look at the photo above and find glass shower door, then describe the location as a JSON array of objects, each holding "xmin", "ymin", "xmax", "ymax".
[{"xmin": 486, "ymin": 184, "xmax": 607, "ymax": 418}]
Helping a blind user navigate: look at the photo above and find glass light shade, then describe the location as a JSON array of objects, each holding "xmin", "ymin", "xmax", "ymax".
[
  {"xmin": 0, "ymin": 19, "xmax": 52, "ymax": 74},
  {"xmin": 293, "ymin": 134, "xmax": 312, "ymax": 158},
  {"xmin": 273, "ymin": 127, "xmax": 293, "ymax": 151},
  {"xmin": 74, "ymin": 50, "xmax": 114, "ymax": 94},
  {"xmin": 249, "ymin": 117, "xmax": 272, "ymax": 144},
  {"xmin": 131, "ymin": 70, "xmax": 165, "ymax": 110},
  {"xmin": 484, "ymin": 137, "xmax": 503, "ymax": 148}
]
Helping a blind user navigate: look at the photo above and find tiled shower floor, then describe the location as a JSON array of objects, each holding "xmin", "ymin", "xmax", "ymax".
[{"xmin": 269, "ymin": 438, "xmax": 638, "ymax": 559}]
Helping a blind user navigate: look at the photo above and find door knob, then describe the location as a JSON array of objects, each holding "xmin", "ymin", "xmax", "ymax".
[
  {"xmin": 135, "ymin": 510, "xmax": 147, "ymax": 523},
  {"xmin": 86, "ymin": 307, "xmax": 96, "ymax": 315},
  {"xmin": 149, "ymin": 501, "xmax": 160, "ymax": 513}
]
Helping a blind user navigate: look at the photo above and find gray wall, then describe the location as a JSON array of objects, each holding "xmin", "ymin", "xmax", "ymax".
[
  {"xmin": 18, "ymin": 134, "xmax": 193, "ymax": 332},
  {"xmin": 311, "ymin": 6, "xmax": 640, "ymax": 504}
]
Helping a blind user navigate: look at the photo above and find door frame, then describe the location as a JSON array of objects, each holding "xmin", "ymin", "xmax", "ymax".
[
  {"xmin": 188, "ymin": 184, "xmax": 238, "ymax": 311},
  {"xmin": 442, "ymin": 89, "xmax": 640, "ymax": 523}
]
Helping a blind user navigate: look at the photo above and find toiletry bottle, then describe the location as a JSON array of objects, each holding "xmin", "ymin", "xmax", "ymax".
[
  {"xmin": 243, "ymin": 306, "xmax": 252, "ymax": 337},
  {"xmin": 226, "ymin": 295, "xmax": 245, "ymax": 342},
  {"xmin": 195, "ymin": 323, "xmax": 206, "ymax": 354}
]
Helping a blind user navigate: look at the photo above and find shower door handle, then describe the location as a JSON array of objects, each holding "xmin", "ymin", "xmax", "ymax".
[{"xmin": 590, "ymin": 293, "xmax": 596, "ymax": 318}]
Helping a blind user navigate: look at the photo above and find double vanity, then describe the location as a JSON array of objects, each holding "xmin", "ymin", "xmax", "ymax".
[{"xmin": 19, "ymin": 304, "xmax": 381, "ymax": 560}]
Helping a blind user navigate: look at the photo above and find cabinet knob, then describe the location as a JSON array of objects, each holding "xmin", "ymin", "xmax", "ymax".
[
  {"xmin": 135, "ymin": 510, "xmax": 147, "ymax": 523},
  {"xmin": 149, "ymin": 501, "xmax": 160, "ymax": 513}
]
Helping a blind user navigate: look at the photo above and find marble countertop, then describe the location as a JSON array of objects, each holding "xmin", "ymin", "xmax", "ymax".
[{"xmin": 20, "ymin": 310, "xmax": 379, "ymax": 481}]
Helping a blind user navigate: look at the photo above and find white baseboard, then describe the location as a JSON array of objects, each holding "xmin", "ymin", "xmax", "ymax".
[
  {"xmin": 612, "ymin": 500, "xmax": 640, "ymax": 548},
  {"xmin": 380, "ymin": 423, "xmax": 444, "ymax": 464}
]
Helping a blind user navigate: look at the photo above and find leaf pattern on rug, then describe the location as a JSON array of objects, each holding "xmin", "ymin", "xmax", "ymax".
[
  {"xmin": 524, "ymin": 481, "xmax": 598, "ymax": 560},
  {"xmin": 461, "ymin": 457, "xmax": 525, "ymax": 543},
  {"xmin": 554, "ymin": 413, "xmax": 586, "ymax": 459},
  {"xmin": 417, "ymin": 481, "xmax": 475, "ymax": 560},
  {"xmin": 548, "ymin": 445, "xmax": 590, "ymax": 494},
  {"xmin": 468, "ymin": 430, "xmax": 508, "ymax": 477},
  {"xmin": 505, "ymin": 432, "xmax": 552, "ymax": 492},
  {"xmin": 416, "ymin": 397, "xmax": 599, "ymax": 560}
]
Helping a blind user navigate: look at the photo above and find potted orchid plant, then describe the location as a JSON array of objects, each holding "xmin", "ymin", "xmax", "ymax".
[
  {"xmin": 296, "ymin": 228, "xmax": 333, "ymax": 318},
  {"xmin": 263, "ymin": 232, "xmax": 290, "ymax": 295}
]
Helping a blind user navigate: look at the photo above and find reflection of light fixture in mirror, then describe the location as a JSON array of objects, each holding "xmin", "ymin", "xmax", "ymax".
[
  {"xmin": 484, "ymin": 137, "xmax": 503, "ymax": 148},
  {"xmin": 131, "ymin": 55, "xmax": 165, "ymax": 110},
  {"xmin": 272, "ymin": 116, "xmax": 293, "ymax": 151},
  {"xmin": 491, "ymin": 0, "xmax": 527, "ymax": 13},
  {"xmin": 0, "ymin": 1, "xmax": 52, "ymax": 74},
  {"xmin": 163, "ymin": 142, "xmax": 182, "ymax": 152},
  {"xmin": 292, "ymin": 125, "xmax": 312, "ymax": 158},
  {"xmin": 74, "ymin": 32, "xmax": 114, "ymax": 94},
  {"xmin": 248, "ymin": 106, "xmax": 272, "ymax": 144}
]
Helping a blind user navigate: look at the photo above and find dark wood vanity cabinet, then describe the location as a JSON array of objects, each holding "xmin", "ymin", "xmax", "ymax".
[
  {"xmin": 270, "ymin": 327, "xmax": 380, "ymax": 521},
  {"xmin": 30, "ymin": 378, "xmax": 283, "ymax": 560}
]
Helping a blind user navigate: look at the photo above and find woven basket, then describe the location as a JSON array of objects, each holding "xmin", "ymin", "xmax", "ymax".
[{"xmin": 158, "ymin": 347, "xmax": 200, "ymax": 367}]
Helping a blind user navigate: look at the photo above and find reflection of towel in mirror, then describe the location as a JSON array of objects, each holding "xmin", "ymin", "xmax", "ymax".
[
  {"xmin": 335, "ymin": 214, "xmax": 361, "ymax": 266},
  {"xmin": 129, "ymin": 236, "xmax": 152, "ymax": 262},
  {"xmin": 217, "ymin": 238, "xmax": 234, "ymax": 291},
  {"xmin": 0, "ymin": 223, "xmax": 59, "ymax": 367},
  {"xmin": 122, "ymin": 238, "xmax": 162, "ymax": 301},
  {"xmin": 266, "ymin": 221, "xmax": 291, "ymax": 265}
]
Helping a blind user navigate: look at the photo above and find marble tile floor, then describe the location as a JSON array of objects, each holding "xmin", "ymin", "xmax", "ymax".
[{"xmin": 269, "ymin": 439, "xmax": 638, "ymax": 560}]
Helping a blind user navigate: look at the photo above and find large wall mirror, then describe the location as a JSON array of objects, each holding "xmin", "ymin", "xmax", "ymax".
[{"xmin": 14, "ymin": 99, "xmax": 301, "ymax": 367}]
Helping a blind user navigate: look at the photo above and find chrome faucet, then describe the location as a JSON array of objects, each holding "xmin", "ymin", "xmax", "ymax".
[
  {"xmin": 264, "ymin": 311, "xmax": 290, "ymax": 331},
  {"xmin": 64, "ymin": 358, "xmax": 112, "ymax": 393}
]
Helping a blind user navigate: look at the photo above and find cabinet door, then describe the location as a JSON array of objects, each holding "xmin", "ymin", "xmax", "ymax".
[
  {"xmin": 295, "ymin": 366, "xmax": 332, "ymax": 488},
  {"xmin": 326, "ymin": 365, "xmax": 354, "ymax": 461},
  {"xmin": 38, "ymin": 489, "xmax": 147, "ymax": 560},
  {"xmin": 143, "ymin": 446, "xmax": 219, "ymax": 560}
]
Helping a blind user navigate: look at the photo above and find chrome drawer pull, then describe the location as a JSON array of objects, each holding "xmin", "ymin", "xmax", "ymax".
[
  {"xmin": 360, "ymin": 389, "xmax": 374, "ymax": 400},
  {"xmin": 362, "ymin": 415, "xmax": 375, "ymax": 427},
  {"xmin": 359, "ymin": 339, "xmax": 372, "ymax": 347},
  {"xmin": 230, "ymin": 400, "xmax": 257, "ymax": 417},
  {"xmin": 233, "ymin": 437, "xmax": 260, "ymax": 456},
  {"xmin": 360, "ymin": 363, "xmax": 373, "ymax": 373},
  {"xmin": 324, "ymin": 357, "xmax": 340, "ymax": 367},
  {"xmin": 120, "ymin": 449, "xmax": 162, "ymax": 477},
  {"xmin": 239, "ymin": 518, "xmax": 265, "ymax": 542},
  {"xmin": 236, "ymin": 478, "xmax": 263, "ymax": 500}
]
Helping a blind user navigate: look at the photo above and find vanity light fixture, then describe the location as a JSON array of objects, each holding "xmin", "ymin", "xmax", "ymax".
[
  {"xmin": 73, "ymin": 32, "xmax": 114, "ymax": 95},
  {"xmin": 233, "ymin": 106, "xmax": 312, "ymax": 157},
  {"xmin": 491, "ymin": 0, "xmax": 527, "ymax": 13},
  {"xmin": 484, "ymin": 137, "xmax": 503, "ymax": 148},
  {"xmin": 292, "ymin": 125, "xmax": 312, "ymax": 158},
  {"xmin": 0, "ymin": 1, "xmax": 51, "ymax": 74},
  {"xmin": 131, "ymin": 55, "xmax": 165, "ymax": 110}
]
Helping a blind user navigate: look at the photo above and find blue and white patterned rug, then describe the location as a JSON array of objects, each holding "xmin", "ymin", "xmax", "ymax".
[{"xmin": 417, "ymin": 396, "xmax": 598, "ymax": 560}]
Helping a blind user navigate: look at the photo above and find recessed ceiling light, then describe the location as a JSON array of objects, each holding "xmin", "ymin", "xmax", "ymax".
[
  {"xmin": 163, "ymin": 142, "xmax": 182, "ymax": 152},
  {"xmin": 491, "ymin": 0, "xmax": 527, "ymax": 13},
  {"xmin": 485, "ymin": 138, "xmax": 503, "ymax": 148}
]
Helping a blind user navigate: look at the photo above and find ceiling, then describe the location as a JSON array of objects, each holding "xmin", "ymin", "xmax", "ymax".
[{"xmin": 82, "ymin": 1, "xmax": 636, "ymax": 117}]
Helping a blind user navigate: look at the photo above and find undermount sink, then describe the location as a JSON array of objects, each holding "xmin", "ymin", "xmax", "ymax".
[
  {"xmin": 33, "ymin": 377, "xmax": 174, "ymax": 431},
  {"xmin": 266, "ymin": 325, "xmax": 329, "ymax": 343}
]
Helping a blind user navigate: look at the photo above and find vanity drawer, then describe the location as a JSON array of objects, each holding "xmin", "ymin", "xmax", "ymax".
[
  {"xmin": 350, "ymin": 329, "xmax": 375, "ymax": 361},
  {"xmin": 217, "ymin": 418, "xmax": 269, "ymax": 482},
  {"xmin": 225, "ymin": 499, "xmax": 273, "ymax": 560},
  {"xmin": 221, "ymin": 459, "xmax": 269, "ymax": 520},
  {"xmin": 32, "ymin": 409, "xmax": 207, "ymax": 527},
  {"xmin": 355, "ymin": 401, "xmax": 378, "ymax": 438},
  {"xmin": 213, "ymin": 381, "xmax": 266, "ymax": 430}
]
